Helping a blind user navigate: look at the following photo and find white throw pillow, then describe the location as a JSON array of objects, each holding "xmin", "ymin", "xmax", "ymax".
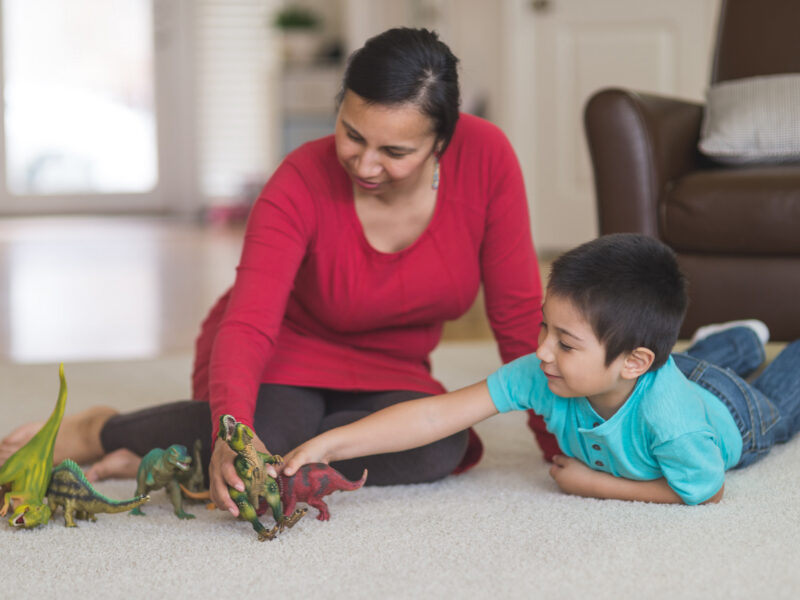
[{"xmin": 698, "ymin": 73, "xmax": 800, "ymax": 165}]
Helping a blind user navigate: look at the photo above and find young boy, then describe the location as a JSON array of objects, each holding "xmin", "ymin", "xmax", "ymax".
[{"xmin": 276, "ymin": 234, "xmax": 800, "ymax": 505}]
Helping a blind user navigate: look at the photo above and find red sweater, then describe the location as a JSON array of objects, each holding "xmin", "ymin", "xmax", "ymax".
[{"xmin": 193, "ymin": 114, "xmax": 551, "ymax": 460}]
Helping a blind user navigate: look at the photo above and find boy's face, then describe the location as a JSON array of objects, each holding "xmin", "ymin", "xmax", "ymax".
[{"xmin": 536, "ymin": 294, "xmax": 636, "ymax": 410}]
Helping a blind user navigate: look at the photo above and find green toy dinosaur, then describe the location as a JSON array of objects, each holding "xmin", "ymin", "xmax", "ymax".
[
  {"xmin": 218, "ymin": 414, "xmax": 306, "ymax": 541},
  {"xmin": 47, "ymin": 459, "xmax": 150, "ymax": 527},
  {"xmin": 176, "ymin": 439, "xmax": 205, "ymax": 498},
  {"xmin": 131, "ymin": 444, "xmax": 195, "ymax": 519},
  {"xmin": 0, "ymin": 364, "xmax": 67, "ymax": 528}
]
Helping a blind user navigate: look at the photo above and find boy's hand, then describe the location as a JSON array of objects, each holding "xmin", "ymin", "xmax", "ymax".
[
  {"xmin": 549, "ymin": 454, "xmax": 603, "ymax": 497},
  {"xmin": 278, "ymin": 437, "xmax": 332, "ymax": 478},
  {"xmin": 549, "ymin": 454, "xmax": 692, "ymax": 504}
]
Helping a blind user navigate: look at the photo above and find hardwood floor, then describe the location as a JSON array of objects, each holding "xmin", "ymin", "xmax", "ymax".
[
  {"xmin": 0, "ymin": 216, "xmax": 243, "ymax": 363},
  {"xmin": 0, "ymin": 216, "xmax": 521, "ymax": 364}
]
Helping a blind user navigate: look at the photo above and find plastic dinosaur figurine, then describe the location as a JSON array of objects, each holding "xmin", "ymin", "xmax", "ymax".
[
  {"xmin": 182, "ymin": 457, "xmax": 367, "ymax": 525},
  {"xmin": 0, "ymin": 364, "xmax": 67, "ymax": 528},
  {"xmin": 176, "ymin": 439, "xmax": 205, "ymax": 498},
  {"xmin": 217, "ymin": 414, "xmax": 305, "ymax": 541},
  {"xmin": 47, "ymin": 459, "xmax": 149, "ymax": 527},
  {"xmin": 279, "ymin": 463, "xmax": 367, "ymax": 521},
  {"xmin": 131, "ymin": 444, "xmax": 195, "ymax": 519}
]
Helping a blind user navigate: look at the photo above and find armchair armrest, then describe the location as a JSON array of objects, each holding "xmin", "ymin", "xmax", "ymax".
[{"xmin": 584, "ymin": 88, "xmax": 705, "ymax": 236}]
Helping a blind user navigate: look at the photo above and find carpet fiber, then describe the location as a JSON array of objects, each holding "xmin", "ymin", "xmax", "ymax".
[{"xmin": 2, "ymin": 342, "xmax": 799, "ymax": 599}]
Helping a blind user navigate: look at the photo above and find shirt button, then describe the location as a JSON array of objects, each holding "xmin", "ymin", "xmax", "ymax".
[
  {"xmin": 595, "ymin": 460, "xmax": 604, "ymax": 467},
  {"xmin": 592, "ymin": 422, "xmax": 600, "ymax": 427},
  {"xmin": 592, "ymin": 444, "xmax": 601, "ymax": 451}
]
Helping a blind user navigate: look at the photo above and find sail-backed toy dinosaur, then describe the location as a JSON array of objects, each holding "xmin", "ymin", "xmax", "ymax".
[
  {"xmin": 47, "ymin": 459, "xmax": 149, "ymax": 526},
  {"xmin": 0, "ymin": 364, "xmax": 67, "ymax": 528}
]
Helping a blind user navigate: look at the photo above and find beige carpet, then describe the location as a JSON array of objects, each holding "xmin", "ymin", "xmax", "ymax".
[{"xmin": 2, "ymin": 342, "xmax": 799, "ymax": 599}]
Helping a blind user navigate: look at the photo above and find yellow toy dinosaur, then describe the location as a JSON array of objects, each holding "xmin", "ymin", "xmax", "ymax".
[{"xmin": 0, "ymin": 364, "xmax": 67, "ymax": 528}]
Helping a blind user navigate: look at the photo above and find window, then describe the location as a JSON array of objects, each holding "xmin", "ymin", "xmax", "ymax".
[
  {"xmin": 0, "ymin": 0, "xmax": 194, "ymax": 214},
  {"xmin": 3, "ymin": 0, "xmax": 157, "ymax": 196}
]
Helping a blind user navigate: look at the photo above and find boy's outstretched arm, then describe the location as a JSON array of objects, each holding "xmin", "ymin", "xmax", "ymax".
[
  {"xmin": 549, "ymin": 455, "xmax": 724, "ymax": 504},
  {"xmin": 281, "ymin": 381, "xmax": 498, "ymax": 476}
]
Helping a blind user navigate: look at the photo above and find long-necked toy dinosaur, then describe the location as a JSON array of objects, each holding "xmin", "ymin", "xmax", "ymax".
[{"xmin": 0, "ymin": 364, "xmax": 67, "ymax": 528}]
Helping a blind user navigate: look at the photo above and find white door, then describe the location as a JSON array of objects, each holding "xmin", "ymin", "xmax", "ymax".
[
  {"xmin": 0, "ymin": 0, "xmax": 195, "ymax": 215},
  {"xmin": 503, "ymin": 0, "xmax": 721, "ymax": 252}
]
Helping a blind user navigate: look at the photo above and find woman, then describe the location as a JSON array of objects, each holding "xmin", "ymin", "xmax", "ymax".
[{"xmin": 1, "ymin": 28, "xmax": 558, "ymax": 515}]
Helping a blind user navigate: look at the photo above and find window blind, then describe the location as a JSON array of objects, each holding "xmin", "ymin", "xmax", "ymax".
[{"xmin": 195, "ymin": 0, "xmax": 281, "ymax": 203}]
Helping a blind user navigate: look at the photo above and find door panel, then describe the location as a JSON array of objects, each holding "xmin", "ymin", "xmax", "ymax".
[{"xmin": 506, "ymin": 0, "xmax": 720, "ymax": 252}]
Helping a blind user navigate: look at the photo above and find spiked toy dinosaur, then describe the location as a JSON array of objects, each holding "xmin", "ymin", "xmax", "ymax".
[
  {"xmin": 0, "ymin": 364, "xmax": 67, "ymax": 528},
  {"xmin": 215, "ymin": 415, "xmax": 306, "ymax": 541},
  {"xmin": 47, "ymin": 459, "xmax": 149, "ymax": 527}
]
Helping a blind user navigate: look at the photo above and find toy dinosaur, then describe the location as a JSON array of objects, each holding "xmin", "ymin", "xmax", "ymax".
[
  {"xmin": 131, "ymin": 444, "xmax": 195, "ymax": 519},
  {"xmin": 0, "ymin": 364, "xmax": 67, "ymax": 528},
  {"xmin": 47, "ymin": 459, "xmax": 149, "ymax": 527},
  {"xmin": 176, "ymin": 438, "xmax": 205, "ymax": 498},
  {"xmin": 181, "ymin": 460, "xmax": 367, "ymax": 523},
  {"xmin": 279, "ymin": 463, "xmax": 367, "ymax": 521},
  {"xmin": 216, "ymin": 414, "xmax": 305, "ymax": 541}
]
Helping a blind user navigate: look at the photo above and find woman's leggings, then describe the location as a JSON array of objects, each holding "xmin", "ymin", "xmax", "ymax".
[{"xmin": 100, "ymin": 384, "xmax": 469, "ymax": 486}]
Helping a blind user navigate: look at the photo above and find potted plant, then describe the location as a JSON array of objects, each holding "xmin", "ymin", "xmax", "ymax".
[{"xmin": 273, "ymin": 5, "xmax": 322, "ymax": 66}]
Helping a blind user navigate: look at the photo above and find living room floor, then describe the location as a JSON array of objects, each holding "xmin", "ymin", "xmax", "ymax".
[{"xmin": 0, "ymin": 215, "xmax": 527, "ymax": 364}]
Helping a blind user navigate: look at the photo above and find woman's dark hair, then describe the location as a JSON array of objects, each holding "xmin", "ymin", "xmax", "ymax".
[
  {"xmin": 339, "ymin": 27, "xmax": 461, "ymax": 154},
  {"xmin": 547, "ymin": 233, "xmax": 688, "ymax": 371}
]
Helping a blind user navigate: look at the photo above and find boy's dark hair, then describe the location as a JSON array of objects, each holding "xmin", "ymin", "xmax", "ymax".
[
  {"xmin": 547, "ymin": 233, "xmax": 688, "ymax": 370},
  {"xmin": 338, "ymin": 27, "xmax": 461, "ymax": 154}
]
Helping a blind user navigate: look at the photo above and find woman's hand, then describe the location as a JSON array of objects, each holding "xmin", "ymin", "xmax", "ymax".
[
  {"xmin": 209, "ymin": 441, "xmax": 243, "ymax": 516},
  {"xmin": 209, "ymin": 431, "xmax": 274, "ymax": 517}
]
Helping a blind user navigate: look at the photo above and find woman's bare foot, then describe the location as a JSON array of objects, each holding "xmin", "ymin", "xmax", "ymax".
[
  {"xmin": 1, "ymin": 421, "xmax": 44, "ymax": 464},
  {"xmin": 85, "ymin": 448, "xmax": 141, "ymax": 481},
  {"xmin": 0, "ymin": 405, "xmax": 118, "ymax": 467}
]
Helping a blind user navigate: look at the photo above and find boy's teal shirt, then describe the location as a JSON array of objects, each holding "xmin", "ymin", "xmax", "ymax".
[{"xmin": 487, "ymin": 354, "xmax": 743, "ymax": 504}]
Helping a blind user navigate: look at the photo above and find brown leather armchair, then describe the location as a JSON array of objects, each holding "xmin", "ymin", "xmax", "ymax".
[{"xmin": 584, "ymin": 0, "xmax": 800, "ymax": 341}]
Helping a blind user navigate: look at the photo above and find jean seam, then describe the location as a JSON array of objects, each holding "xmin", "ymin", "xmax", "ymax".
[
  {"xmin": 719, "ymin": 365, "xmax": 780, "ymax": 438},
  {"xmin": 684, "ymin": 360, "xmax": 781, "ymax": 454},
  {"xmin": 688, "ymin": 370, "xmax": 754, "ymax": 453}
]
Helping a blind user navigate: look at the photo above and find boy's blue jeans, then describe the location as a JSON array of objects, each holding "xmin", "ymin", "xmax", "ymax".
[{"xmin": 673, "ymin": 327, "xmax": 800, "ymax": 468}]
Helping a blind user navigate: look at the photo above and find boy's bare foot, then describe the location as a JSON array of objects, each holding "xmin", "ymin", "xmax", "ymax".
[
  {"xmin": 85, "ymin": 448, "xmax": 142, "ymax": 481},
  {"xmin": 0, "ymin": 405, "xmax": 117, "ymax": 467}
]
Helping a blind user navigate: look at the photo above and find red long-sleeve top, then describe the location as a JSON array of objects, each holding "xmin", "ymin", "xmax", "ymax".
[{"xmin": 193, "ymin": 114, "xmax": 545, "ymax": 456}]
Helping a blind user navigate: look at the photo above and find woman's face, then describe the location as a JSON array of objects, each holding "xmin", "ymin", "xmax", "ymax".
[{"xmin": 335, "ymin": 90, "xmax": 440, "ymax": 196}]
